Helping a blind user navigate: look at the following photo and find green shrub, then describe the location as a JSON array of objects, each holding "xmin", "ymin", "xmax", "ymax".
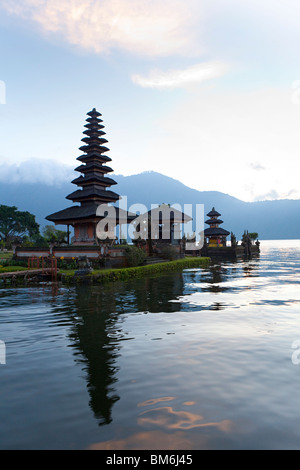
[
  {"xmin": 1, "ymin": 259, "xmax": 28, "ymax": 268},
  {"xmin": 160, "ymin": 245, "xmax": 178, "ymax": 261},
  {"xmin": 125, "ymin": 245, "xmax": 146, "ymax": 267},
  {"xmin": 91, "ymin": 258, "xmax": 106, "ymax": 269},
  {"xmin": 60, "ymin": 257, "xmax": 210, "ymax": 285},
  {"xmin": 56, "ymin": 258, "xmax": 78, "ymax": 270},
  {"xmin": 95, "ymin": 257, "xmax": 210, "ymax": 283}
]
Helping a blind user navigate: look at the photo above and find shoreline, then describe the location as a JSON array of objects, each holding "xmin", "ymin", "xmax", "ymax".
[
  {"xmin": 60, "ymin": 257, "xmax": 211, "ymax": 284},
  {"xmin": 0, "ymin": 257, "xmax": 211, "ymax": 287}
]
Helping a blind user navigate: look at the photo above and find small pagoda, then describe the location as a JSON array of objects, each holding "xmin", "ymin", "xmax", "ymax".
[
  {"xmin": 46, "ymin": 108, "xmax": 136, "ymax": 245},
  {"xmin": 204, "ymin": 207, "xmax": 230, "ymax": 247}
]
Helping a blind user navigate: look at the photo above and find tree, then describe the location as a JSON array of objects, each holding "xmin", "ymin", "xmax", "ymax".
[
  {"xmin": 241, "ymin": 230, "xmax": 258, "ymax": 247},
  {"xmin": 42, "ymin": 225, "xmax": 67, "ymax": 245},
  {"xmin": 248, "ymin": 232, "xmax": 259, "ymax": 242},
  {"xmin": 0, "ymin": 205, "xmax": 40, "ymax": 247},
  {"xmin": 231, "ymin": 232, "xmax": 237, "ymax": 246},
  {"xmin": 22, "ymin": 233, "xmax": 48, "ymax": 248}
]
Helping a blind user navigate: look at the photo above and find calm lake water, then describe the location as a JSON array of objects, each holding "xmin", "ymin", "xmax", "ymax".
[{"xmin": 1, "ymin": 240, "xmax": 300, "ymax": 450}]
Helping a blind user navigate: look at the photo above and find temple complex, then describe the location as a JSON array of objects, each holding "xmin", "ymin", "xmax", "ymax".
[
  {"xmin": 46, "ymin": 108, "xmax": 136, "ymax": 245},
  {"xmin": 14, "ymin": 108, "xmax": 261, "ymax": 265},
  {"xmin": 204, "ymin": 207, "xmax": 230, "ymax": 247}
]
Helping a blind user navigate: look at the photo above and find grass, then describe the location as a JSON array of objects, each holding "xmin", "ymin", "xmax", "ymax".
[
  {"xmin": 60, "ymin": 257, "xmax": 210, "ymax": 284},
  {"xmin": 0, "ymin": 266, "xmax": 29, "ymax": 273},
  {"xmin": 0, "ymin": 252, "xmax": 13, "ymax": 260}
]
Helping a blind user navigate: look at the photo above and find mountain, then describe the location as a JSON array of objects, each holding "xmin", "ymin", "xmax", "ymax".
[
  {"xmin": 0, "ymin": 170, "xmax": 299, "ymax": 240},
  {"xmin": 114, "ymin": 172, "xmax": 300, "ymax": 240}
]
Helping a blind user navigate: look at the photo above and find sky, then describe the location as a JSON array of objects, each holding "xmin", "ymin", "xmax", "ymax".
[{"xmin": 0, "ymin": 0, "xmax": 300, "ymax": 202}]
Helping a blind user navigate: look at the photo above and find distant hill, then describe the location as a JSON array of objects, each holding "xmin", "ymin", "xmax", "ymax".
[{"xmin": 1, "ymin": 170, "xmax": 299, "ymax": 240}]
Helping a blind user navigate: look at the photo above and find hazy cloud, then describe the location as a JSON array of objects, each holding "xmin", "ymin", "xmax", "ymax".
[
  {"xmin": 249, "ymin": 162, "xmax": 266, "ymax": 171},
  {"xmin": 244, "ymin": 187, "xmax": 299, "ymax": 202},
  {"xmin": 0, "ymin": 159, "xmax": 74, "ymax": 185},
  {"xmin": 254, "ymin": 189, "xmax": 279, "ymax": 201},
  {"xmin": 131, "ymin": 61, "xmax": 228, "ymax": 89},
  {"xmin": 0, "ymin": 0, "xmax": 201, "ymax": 57}
]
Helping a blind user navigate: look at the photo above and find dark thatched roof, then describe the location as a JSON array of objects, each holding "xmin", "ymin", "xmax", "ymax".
[
  {"xmin": 206, "ymin": 208, "xmax": 221, "ymax": 217},
  {"xmin": 141, "ymin": 204, "xmax": 192, "ymax": 223},
  {"xmin": 87, "ymin": 108, "xmax": 102, "ymax": 117},
  {"xmin": 76, "ymin": 153, "xmax": 112, "ymax": 163},
  {"xmin": 79, "ymin": 144, "xmax": 110, "ymax": 153},
  {"xmin": 46, "ymin": 203, "xmax": 136, "ymax": 223},
  {"xmin": 71, "ymin": 174, "xmax": 117, "ymax": 186},
  {"xmin": 74, "ymin": 163, "xmax": 113, "ymax": 173},
  {"xmin": 204, "ymin": 227, "xmax": 230, "ymax": 236},
  {"xmin": 205, "ymin": 218, "xmax": 224, "ymax": 225},
  {"xmin": 66, "ymin": 188, "xmax": 119, "ymax": 202},
  {"xmin": 81, "ymin": 136, "xmax": 108, "ymax": 145}
]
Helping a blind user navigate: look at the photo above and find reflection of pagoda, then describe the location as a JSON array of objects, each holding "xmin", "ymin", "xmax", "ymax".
[
  {"xmin": 63, "ymin": 273, "xmax": 185, "ymax": 427},
  {"xmin": 204, "ymin": 207, "xmax": 230, "ymax": 247},
  {"xmin": 46, "ymin": 108, "xmax": 136, "ymax": 245}
]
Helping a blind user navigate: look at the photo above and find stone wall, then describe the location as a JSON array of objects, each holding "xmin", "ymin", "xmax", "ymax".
[{"xmin": 15, "ymin": 245, "xmax": 127, "ymax": 268}]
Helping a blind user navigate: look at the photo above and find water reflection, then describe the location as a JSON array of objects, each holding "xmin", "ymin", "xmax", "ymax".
[
  {"xmin": 89, "ymin": 396, "xmax": 232, "ymax": 450},
  {"xmin": 64, "ymin": 285, "xmax": 124, "ymax": 426},
  {"xmin": 60, "ymin": 261, "xmax": 265, "ymax": 427},
  {"xmin": 3, "ymin": 242, "xmax": 300, "ymax": 449},
  {"xmin": 89, "ymin": 430, "xmax": 195, "ymax": 450},
  {"xmin": 62, "ymin": 274, "xmax": 186, "ymax": 426},
  {"xmin": 63, "ymin": 257, "xmax": 265, "ymax": 430},
  {"xmin": 138, "ymin": 404, "xmax": 232, "ymax": 431}
]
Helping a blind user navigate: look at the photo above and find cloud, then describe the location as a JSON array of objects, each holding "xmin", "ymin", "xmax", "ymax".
[
  {"xmin": 0, "ymin": 159, "xmax": 74, "ymax": 185},
  {"xmin": 254, "ymin": 189, "xmax": 279, "ymax": 201},
  {"xmin": 135, "ymin": 87, "xmax": 300, "ymax": 202},
  {"xmin": 254, "ymin": 188, "xmax": 299, "ymax": 202},
  {"xmin": 249, "ymin": 162, "xmax": 266, "ymax": 171},
  {"xmin": 0, "ymin": 0, "xmax": 201, "ymax": 57},
  {"xmin": 131, "ymin": 61, "xmax": 228, "ymax": 89}
]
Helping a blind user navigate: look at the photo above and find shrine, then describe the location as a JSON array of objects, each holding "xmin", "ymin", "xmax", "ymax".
[
  {"xmin": 133, "ymin": 203, "xmax": 192, "ymax": 257},
  {"xmin": 204, "ymin": 207, "xmax": 230, "ymax": 247}
]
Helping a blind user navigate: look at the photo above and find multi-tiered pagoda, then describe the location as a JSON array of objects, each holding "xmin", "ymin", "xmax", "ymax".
[
  {"xmin": 204, "ymin": 207, "xmax": 230, "ymax": 247},
  {"xmin": 46, "ymin": 108, "xmax": 135, "ymax": 245}
]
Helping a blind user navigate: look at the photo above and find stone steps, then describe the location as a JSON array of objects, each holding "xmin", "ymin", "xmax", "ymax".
[{"xmin": 144, "ymin": 257, "xmax": 166, "ymax": 265}]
